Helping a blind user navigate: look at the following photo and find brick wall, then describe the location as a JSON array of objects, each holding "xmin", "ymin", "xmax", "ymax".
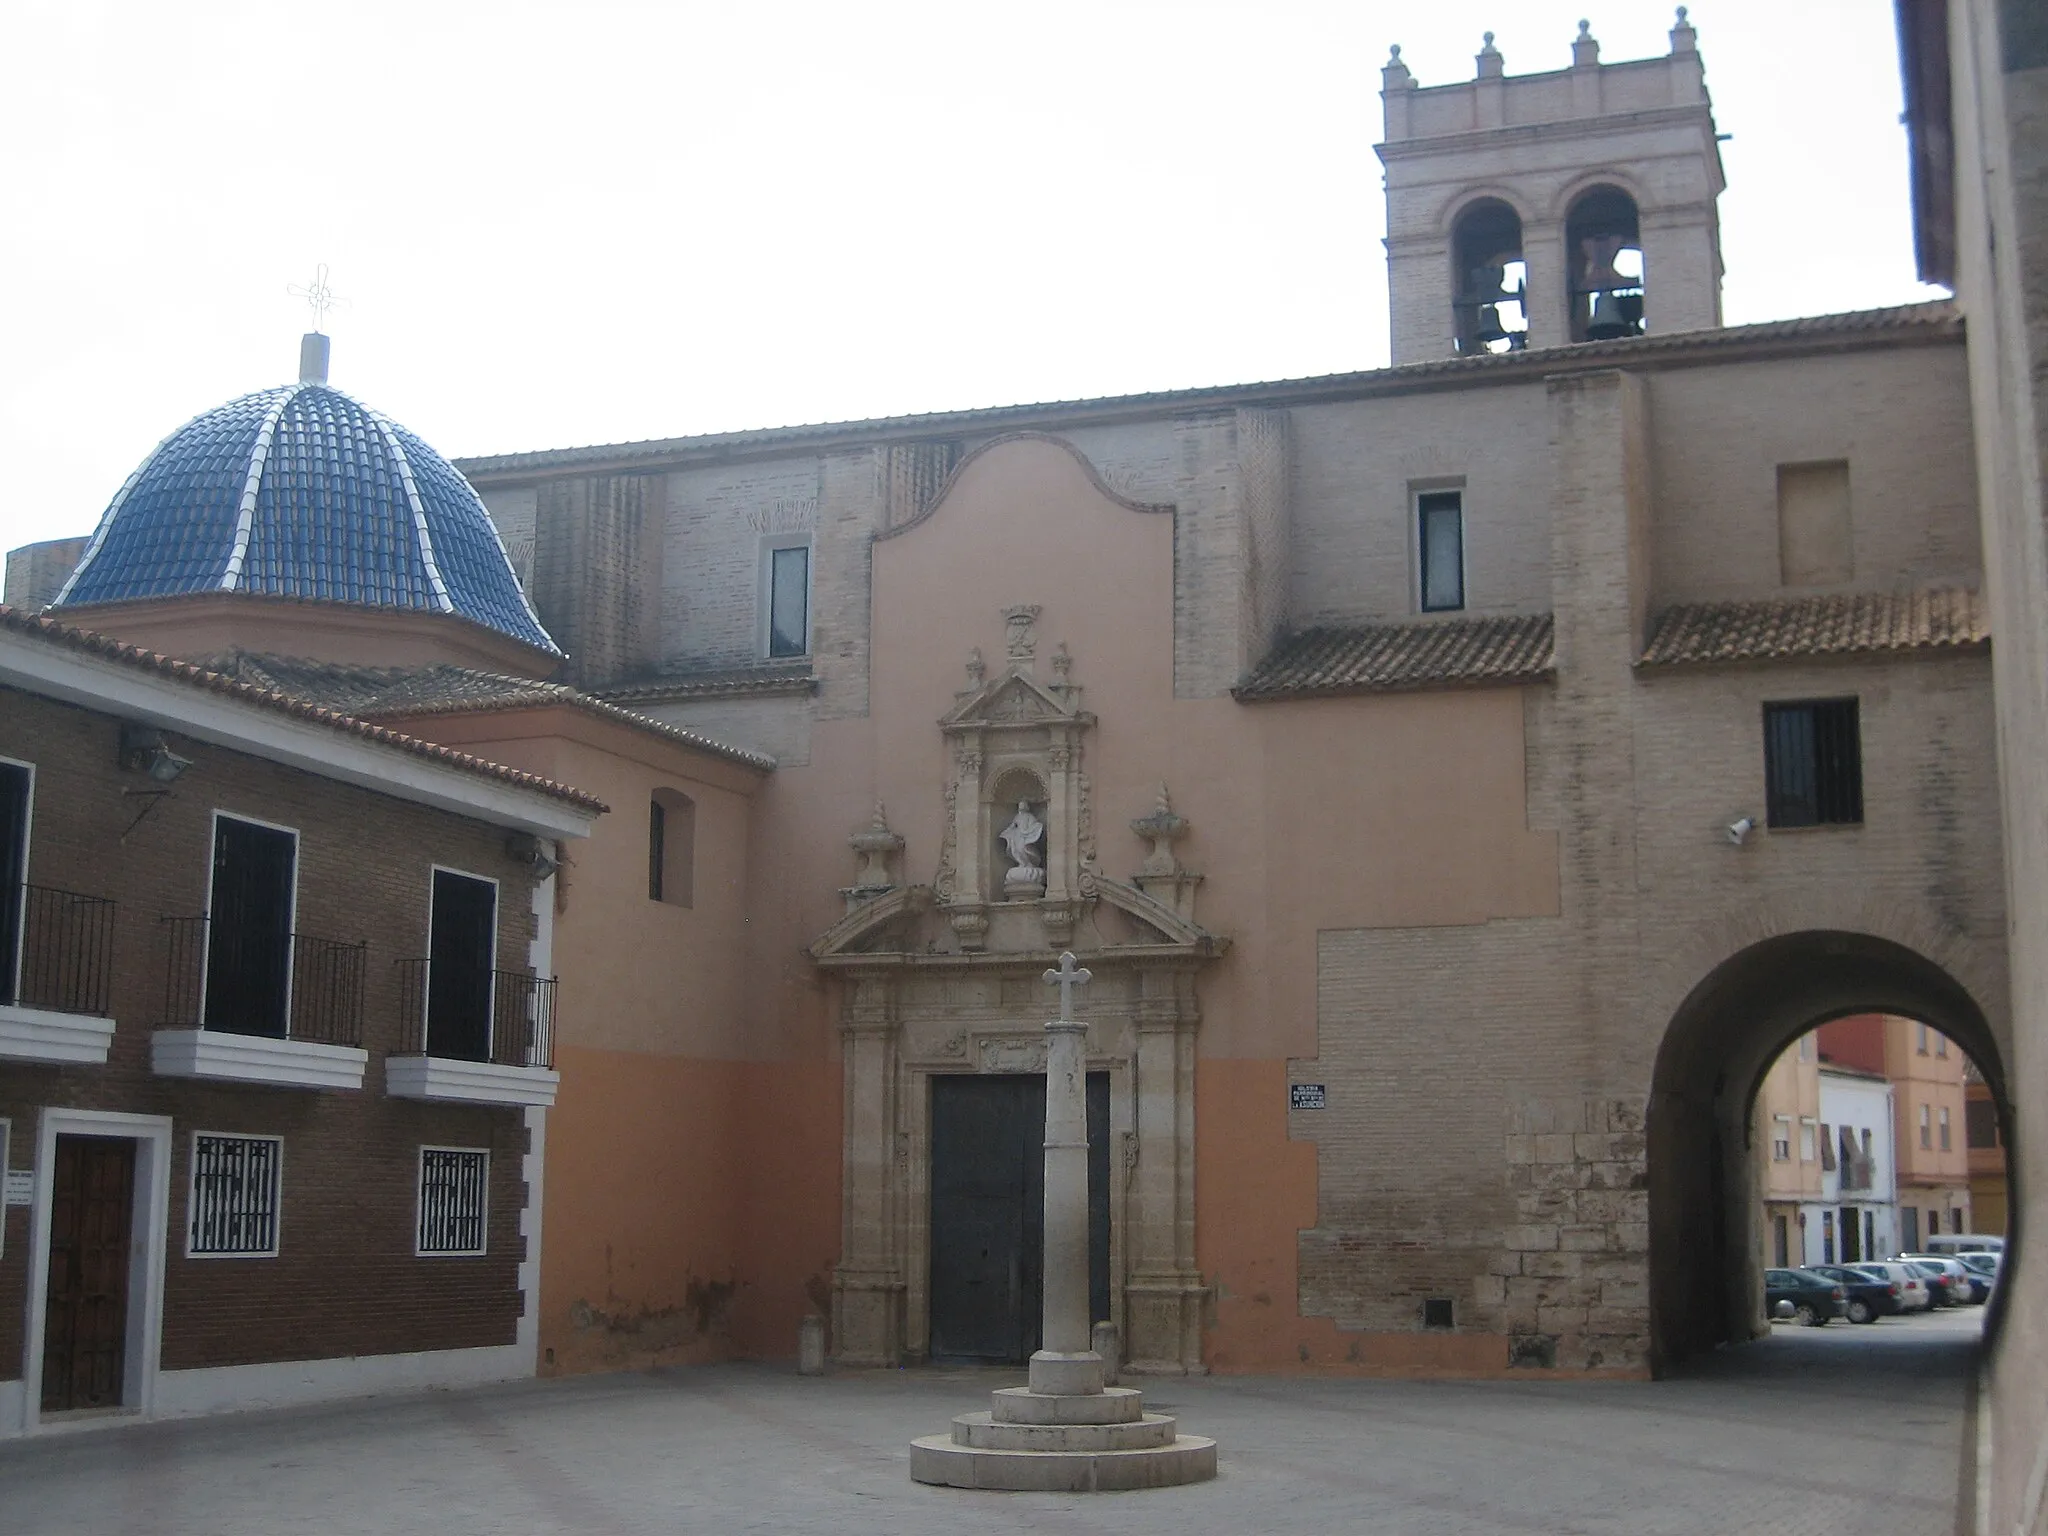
[{"xmin": 0, "ymin": 686, "xmax": 543, "ymax": 1382}]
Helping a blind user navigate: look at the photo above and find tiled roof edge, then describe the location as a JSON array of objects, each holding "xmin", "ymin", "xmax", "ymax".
[
  {"xmin": 455, "ymin": 304, "xmax": 1959, "ymax": 478},
  {"xmin": 1638, "ymin": 588, "xmax": 1989, "ymax": 668},
  {"xmin": 593, "ymin": 669, "xmax": 819, "ymax": 704},
  {"xmin": 0, "ymin": 606, "xmax": 608, "ymax": 813},
  {"xmin": 1233, "ymin": 613, "xmax": 1556, "ymax": 702},
  {"xmin": 354, "ymin": 681, "xmax": 778, "ymax": 772}
]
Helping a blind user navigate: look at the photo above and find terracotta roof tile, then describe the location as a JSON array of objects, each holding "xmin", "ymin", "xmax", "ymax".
[
  {"xmin": 1640, "ymin": 589, "xmax": 1987, "ymax": 667},
  {"xmin": 0, "ymin": 607, "xmax": 608, "ymax": 813},
  {"xmin": 1235, "ymin": 613, "xmax": 1555, "ymax": 701},
  {"xmin": 594, "ymin": 664, "xmax": 817, "ymax": 705},
  {"xmin": 202, "ymin": 653, "xmax": 776, "ymax": 772}
]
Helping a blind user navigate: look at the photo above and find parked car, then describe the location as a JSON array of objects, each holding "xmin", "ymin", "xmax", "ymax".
[
  {"xmin": 1959, "ymin": 1251, "xmax": 2002, "ymax": 1283},
  {"xmin": 1851, "ymin": 1260, "xmax": 1933, "ymax": 1311},
  {"xmin": 1901, "ymin": 1253, "xmax": 1990, "ymax": 1305},
  {"xmin": 1806, "ymin": 1263, "xmax": 1899, "ymax": 1323},
  {"xmin": 1898, "ymin": 1257, "xmax": 1962, "ymax": 1306},
  {"xmin": 1926, "ymin": 1233, "xmax": 2005, "ymax": 1258},
  {"xmin": 1765, "ymin": 1267, "xmax": 1848, "ymax": 1326}
]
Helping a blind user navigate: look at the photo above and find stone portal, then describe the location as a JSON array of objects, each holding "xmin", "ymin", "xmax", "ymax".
[{"xmin": 910, "ymin": 954, "xmax": 1218, "ymax": 1491}]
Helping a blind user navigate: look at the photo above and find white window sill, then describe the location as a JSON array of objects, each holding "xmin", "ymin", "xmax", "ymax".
[
  {"xmin": 0, "ymin": 1003, "xmax": 117, "ymax": 1065},
  {"xmin": 385, "ymin": 1055, "xmax": 559, "ymax": 1109},
  {"xmin": 151, "ymin": 1029, "xmax": 368, "ymax": 1091}
]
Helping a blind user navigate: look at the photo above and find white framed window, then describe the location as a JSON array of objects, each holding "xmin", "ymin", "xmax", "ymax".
[
  {"xmin": 761, "ymin": 538, "xmax": 812, "ymax": 659},
  {"xmin": 1771, "ymin": 1115, "xmax": 1791, "ymax": 1162},
  {"xmin": 1919, "ymin": 1102, "xmax": 1933, "ymax": 1149},
  {"xmin": 186, "ymin": 1132, "xmax": 282, "ymax": 1258},
  {"xmin": 1799, "ymin": 1119, "xmax": 1817, "ymax": 1162},
  {"xmin": 1917, "ymin": 1022, "xmax": 1930, "ymax": 1055},
  {"xmin": 1939, "ymin": 1106, "xmax": 1952, "ymax": 1151},
  {"xmin": 1416, "ymin": 489, "xmax": 1465, "ymax": 612},
  {"xmin": 416, "ymin": 1145, "xmax": 489, "ymax": 1256}
]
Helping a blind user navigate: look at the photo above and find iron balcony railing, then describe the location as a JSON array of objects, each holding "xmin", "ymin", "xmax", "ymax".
[
  {"xmin": 159, "ymin": 916, "xmax": 368, "ymax": 1048},
  {"xmin": 0, "ymin": 883, "xmax": 116, "ymax": 1016},
  {"xmin": 394, "ymin": 959, "xmax": 556, "ymax": 1070}
]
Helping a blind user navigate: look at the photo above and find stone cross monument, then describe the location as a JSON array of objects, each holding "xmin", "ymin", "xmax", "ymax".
[{"xmin": 910, "ymin": 952, "xmax": 1217, "ymax": 1490}]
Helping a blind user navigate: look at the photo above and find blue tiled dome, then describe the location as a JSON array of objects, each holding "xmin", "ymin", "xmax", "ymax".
[{"xmin": 55, "ymin": 380, "xmax": 557, "ymax": 655}]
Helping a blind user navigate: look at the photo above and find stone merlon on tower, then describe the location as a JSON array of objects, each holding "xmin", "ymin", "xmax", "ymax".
[{"xmin": 1379, "ymin": 10, "xmax": 1725, "ymax": 364}]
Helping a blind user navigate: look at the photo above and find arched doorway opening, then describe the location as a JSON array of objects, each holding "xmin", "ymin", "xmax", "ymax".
[{"xmin": 1647, "ymin": 931, "xmax": 2012, "ymax": 1371}]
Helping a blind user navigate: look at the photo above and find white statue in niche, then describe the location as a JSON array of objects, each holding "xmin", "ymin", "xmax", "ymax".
[{"xmin": 999, "ymin": 801, "xmax": 1046, "ymax": 894}]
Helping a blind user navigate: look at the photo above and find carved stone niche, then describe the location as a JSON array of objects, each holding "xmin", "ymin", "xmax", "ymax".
[{"xmin": 935, "ymin": 644, "xmax": 1097, "ymax": 952}]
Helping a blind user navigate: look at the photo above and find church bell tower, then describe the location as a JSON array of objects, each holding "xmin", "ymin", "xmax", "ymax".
[{"xmin": 1378, "ymin": 10, "xmax": 1725, "ymax": 364}]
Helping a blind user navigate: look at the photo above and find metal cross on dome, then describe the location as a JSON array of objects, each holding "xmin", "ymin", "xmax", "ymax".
[
  {"xmin": 1044, "ymin": 951, "xmax": 1092, "ymax": 1021},
  {"xmin": 287, "ymin": 264, "xmax": 346, "ymax": 332}
]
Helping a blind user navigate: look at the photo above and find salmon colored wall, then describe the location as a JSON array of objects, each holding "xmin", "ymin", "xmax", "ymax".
[
  {"xmin": 704, "ymin": 437, "xmax": 1559, "ymax": 1370},
  {"xmin": 370, "ymin": 708, "xmax": 782, "ymax": 1369},
  {"xmin": 381, "ymin": 440, "xmax": 1564, "ymax": 1373}
]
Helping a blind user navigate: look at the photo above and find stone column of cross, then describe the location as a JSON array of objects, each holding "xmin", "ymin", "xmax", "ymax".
[{"xmin": 1033, "ymin": 950, "xmax": 1101, "ymax": 1393}]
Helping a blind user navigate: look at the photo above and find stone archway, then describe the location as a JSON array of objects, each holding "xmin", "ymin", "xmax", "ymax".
[{"xmin": 1647, "ymin": 930, "xmax": 2011, "ymax": 1370}]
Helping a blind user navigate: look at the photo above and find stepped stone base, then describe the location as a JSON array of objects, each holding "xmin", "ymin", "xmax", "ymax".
[{"xmin": 910, "ymin": 1380, "xmax": 1218, "ymax": 1491}]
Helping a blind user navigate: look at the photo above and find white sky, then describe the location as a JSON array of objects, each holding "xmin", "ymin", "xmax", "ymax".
[{"xmin": 0, "ymin": 1, "xmax": 1941, "ymax": 552}]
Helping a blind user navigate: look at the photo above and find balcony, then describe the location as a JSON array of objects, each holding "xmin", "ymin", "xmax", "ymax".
[
  {"xmin": 149, "ymin": 916, "xmax": 370, "ymax": 1090},
  {"xmin": 385, "ymin": 960, "xmax": 559, "ymax": 1108},
  {"xmin": 0, "ymin": 883, "xmax": 118, "ymax": 1065}
]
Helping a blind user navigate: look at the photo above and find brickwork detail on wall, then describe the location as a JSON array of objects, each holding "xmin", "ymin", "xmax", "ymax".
[{"xmin": 0, "ymin": 686, "xmax": 540, "ymax": 1383}]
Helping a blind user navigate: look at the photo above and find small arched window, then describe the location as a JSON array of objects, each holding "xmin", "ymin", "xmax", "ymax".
[
  {"xmin": 1565, "ymin": 185, "xmax": 1645, "ymax": 342},
  {"xmin": 1451, "ymin": 199, "xmax": 1527, "ymax": 355},
  {"xmin": 649, "ymin": 790, "xmax": 695, "ymax": 908}
]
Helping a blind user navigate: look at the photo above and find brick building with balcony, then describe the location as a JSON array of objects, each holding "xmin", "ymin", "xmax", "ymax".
[{"xmin": 0, "ymin": 609, "xmax": 599, "ymax": 1431}]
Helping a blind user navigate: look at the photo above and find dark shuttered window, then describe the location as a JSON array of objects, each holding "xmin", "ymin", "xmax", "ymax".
[{"xmin": 1764, "ymin": 698, "xmax": 1863, "ymax": 828}]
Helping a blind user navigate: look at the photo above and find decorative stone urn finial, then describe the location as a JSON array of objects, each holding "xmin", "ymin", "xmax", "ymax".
[
  {"xmin": 1573, "ymin": 18, "xmax": 1600, "ymax": 67},
  {"xmin": 1131, "ymin": 784, "xmax": 1187, "ymax": 877},
  {"xmin": 1669, "ymin": 4, "xmax": 1695, "ymax": 53},
  {"xmin": 845, "ymin": 803, "xmax": 905, "ymax": 906}
]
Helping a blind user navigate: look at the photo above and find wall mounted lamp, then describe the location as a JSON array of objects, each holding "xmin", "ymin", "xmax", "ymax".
[{"xmin": 119, "ymin": 723, "xmax": 192, "ymax": 784}]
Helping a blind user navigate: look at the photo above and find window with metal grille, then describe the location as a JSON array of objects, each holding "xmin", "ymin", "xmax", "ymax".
[
  {"xmin": 188, "ymin": 1133, "xmax": 282, "ymax": 1257},
  {"xmin": 417, "ymin": 1146, "xmax": 488, "ymax": 1256},
  {"xmin": 1763, "ymin": 698, "xmax": 1863, "ymax": 828}
]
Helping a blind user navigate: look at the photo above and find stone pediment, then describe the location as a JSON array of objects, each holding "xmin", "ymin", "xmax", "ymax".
[
  {"xmin": 808, "ymin": 876, "xmax": 1224, "ymax": 969},
  {"xmin": 940, "ymin": 669, "xmax": 1090, "ymax": 733}
]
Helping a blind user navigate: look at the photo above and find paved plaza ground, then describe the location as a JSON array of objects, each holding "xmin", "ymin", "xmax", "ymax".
[{"xmin": 1, "ymin": 1307, "xmax": 1982, "ymax": 1536}]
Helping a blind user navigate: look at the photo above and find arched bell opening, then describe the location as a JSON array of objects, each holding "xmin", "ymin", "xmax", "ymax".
[
  {"xmin": 1646, "ymin": 931, "xmax": 2013, "ymax": 1374},
  {"xmin": 1451, "ymin": 199, "xmax": 1528, "ymax": 355},
  {"xmin": 1566, "ymin": 185, "xmax": 1645, "ymax": 342}
]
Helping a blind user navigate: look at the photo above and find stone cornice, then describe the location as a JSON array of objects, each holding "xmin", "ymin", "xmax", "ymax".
[{"xmin": 1374, "ymin": 104, "xmax": 1716, "ymax": 165}]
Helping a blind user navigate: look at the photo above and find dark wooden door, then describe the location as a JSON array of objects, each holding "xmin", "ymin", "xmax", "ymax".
[
  {"xmin": 41, "ymin": 1135, "xmax": 135, "ymax": 1412},
  {"xmin": 0, "ymin": 761, "xmax": 28, "ymax": 1005},
  {"xmin": 928, "ymin": 1072, "xmax": 1110, "ymax": 1364},
  {"xmin": 205, "ymin": 816, "xmax": 295, "ymax": 1036},
  {"xmin": 427, "ymin": 870, "xmax": 497, "ymax": 1061}
]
